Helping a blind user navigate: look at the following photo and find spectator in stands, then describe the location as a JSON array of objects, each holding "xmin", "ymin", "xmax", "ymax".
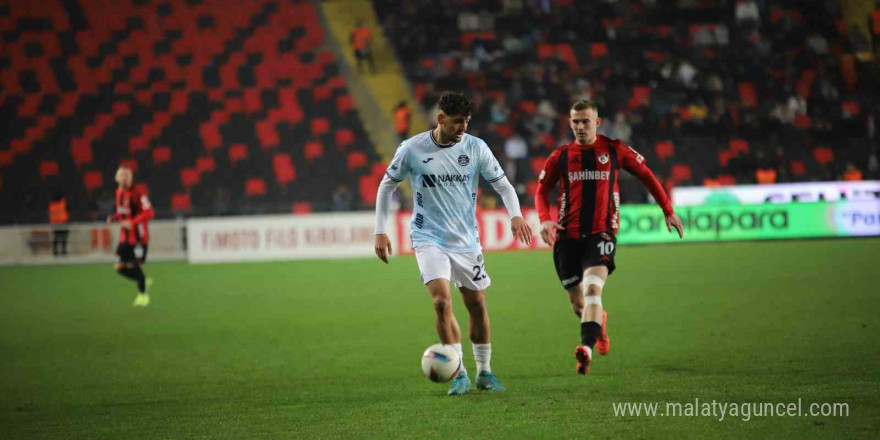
[
  {"xmin": 503, "ymin": 131, "xmax": 528, "ymax": 184},
  {"xmin": 351, "ymin": 20, "xmax": 376, "ymax": 74},
  {"xmin": 394, "ymin": 101, "xmax": 412, "ymax": 142},
  {"xmin": 48, "ymin": 190, "xmax": 69, "ymax": 256},
  {"xmin": 843, "ymin": 163, "xmax": 863, "ymax": 181},
  {"xmin": 735, "ymin": 0, "xmax": 760, "ymax": 28},
  {"xmin": 332, "ymin": 183, "xmax": 354, "ymax": 211}
]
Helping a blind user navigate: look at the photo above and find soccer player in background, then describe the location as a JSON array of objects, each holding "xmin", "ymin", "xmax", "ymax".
[
  {"xmin": 107, "ymin": 165, "xmax": 154, "ymax": 306},
  {"xmin": 374, "ymin": 91, "xmax": 533, "ymax": 395},
  {"xmin": 535, "ymin": 100, "xmax": 684, "ymax": 375}
]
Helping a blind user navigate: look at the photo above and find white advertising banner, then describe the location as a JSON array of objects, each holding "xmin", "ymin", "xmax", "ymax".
[
  {"xmin": 186, "ymin": 213, "xmax": 396, "ymax": 263},
  {"xmin": 673, "ymin": 181, "xmax": 880, "ymax": 206}
]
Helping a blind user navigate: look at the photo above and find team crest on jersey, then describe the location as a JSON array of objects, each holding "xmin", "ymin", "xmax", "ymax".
[
  {"xmin": 598, "ymin": 153, "xmax": 609, "ymax": 164},
  {"xmin": 458, "ymin": 155, "xmax": 470, "ymax": 166},
  {"xmin": 477, "ymin": 254, "xmax": 483, "ymax": 263}
]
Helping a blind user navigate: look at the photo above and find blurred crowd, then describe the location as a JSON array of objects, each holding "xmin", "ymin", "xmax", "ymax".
[{"xmin": 374, "ymin": 0, "xmax": 879, "ymax": 197}]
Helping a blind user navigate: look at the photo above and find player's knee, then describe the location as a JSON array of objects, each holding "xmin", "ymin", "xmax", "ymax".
[
  {"xmin": 114, "ymin": 262, "xmax": 123, "ymax": 271},
  {"xmin": 432, "ymin": 295, "xmax": 452, "ymax": 315},
  {"xmin": 463, "ymin": 292, "xmax": 486, "ymax": 313}
]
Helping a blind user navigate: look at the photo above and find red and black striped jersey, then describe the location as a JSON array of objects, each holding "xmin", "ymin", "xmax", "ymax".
[
  {"xmin": 114, "ymin": 187, "xmax": 154, "ymax": 245},
  {"xmin": 535, "ymin": 135, "xmax": 674, "ymax": 240}
]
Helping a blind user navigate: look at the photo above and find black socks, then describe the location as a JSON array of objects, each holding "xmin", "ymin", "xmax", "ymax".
[{"xmin": 581, "ymin": 322, "xmax": 601, "ymax": 348}]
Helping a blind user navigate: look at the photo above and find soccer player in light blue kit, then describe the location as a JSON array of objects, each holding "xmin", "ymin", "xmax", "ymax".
[{"xmin": 375, "ymin": 92, "xmax": 533, "ymax": 395}]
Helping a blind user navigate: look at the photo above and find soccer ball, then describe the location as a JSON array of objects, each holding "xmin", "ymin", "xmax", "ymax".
[{"xmin": 421, "ymin": 344, "xmax": 461, "ymax": 383}]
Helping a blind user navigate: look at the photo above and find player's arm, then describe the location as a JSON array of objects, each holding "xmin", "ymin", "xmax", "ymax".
[
  {"xmin": 535, "ymin": 150, "xmax": 563, "ymax": 246},
  {"xmin": 375, "ymin": 144, "xmax": 409, "ymax": 263},
  {"xmin": 479, "ymin": 141, "xmax": 532, "ymax": 244},
  {"xmin": 488, "ymin": 176, "xmax": 532, "ymax": 245},
  {"xmin": 618, "ymin": 144, "xmax": 683, "ymax": 238},
  {"xmin": 131, "ymin": 193, "xmax": 154, "ymax": 225}
]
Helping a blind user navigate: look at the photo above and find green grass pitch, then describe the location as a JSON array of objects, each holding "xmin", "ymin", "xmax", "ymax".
[{"xmin": 1, "ymin": 238, "xmax": 879, "ymax": 439}]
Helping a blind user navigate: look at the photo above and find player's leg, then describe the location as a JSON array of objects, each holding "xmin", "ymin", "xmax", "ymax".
[
  {"xmin": 453, "ymin": 252, "xmax": 505, "ymax": 391},
  {"xmin": 115, "ymin": 243, "xmax": 149, "ymax": 305},
  {"xmin": 567, "ymin": 284, "xmax": 584, "ymax": 319},
  {"xmin": 580, "ymin": 265, "xmax": 609, "ymax": 356},
  {"xmin": 426, "ymin": 278, "xmax": 460, "ymax": 345}
]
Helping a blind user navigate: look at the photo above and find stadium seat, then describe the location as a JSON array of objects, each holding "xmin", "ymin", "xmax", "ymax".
[
  {"xmin": 153, "ymin": 146, "xmax": 172, "ymax": 166},
  {"xmin": 347, "ymin": 151, "xmax": 367, "ymax": 170},
  {"xmin": 590, "ymin": 42, "xmax": 608, "ymax": 58},
  {"xmin": 171, "ymin": 193, "xmax": 191, "ymax": 212},
  {"xmin": 119, "ymin": 158, "xmax": 138, "ymax": 174},
  {"xmin": 729, "ymin": 139, "xmax": 749, "ymax": 155},
  {"xmin": 531, "ymin": 157, "xmax": 546, "ymax": 177},
  {"xmin": 71, "ymin": 139, "xmax": 93, "ymax": 167},
  {"xmin": 654, "ymin": 141, "xmax": 674, "ymax": 161},
  {"xmin": 245, "ymin": 178, "xmax": 267, "ymax": 196},
  {"xmin": 311, "ymin": 118, "xmax": 330, "ymax": 137},
  {"xmin": 40, "ymin": 161, "xmax": 59, "ymax": 180},
  {"xmin": 791, "ymin": 160, "xmax": 805, "ymax": 176},
  {"xmin": 841, "ymin": 101, "xmax": 860, "ymax": 117},
  {"xmin": 304, "ymin": 141, "xmax": 324, "ymax": 161},
  {"xmin": 84, "ymin": 170, "xmax": 103, "ymax": 192},
  {"xmin": 180, "ymin": 168, "xmax": 200, "ymax": 188},
  {"xmin": 229, "ymin": 144, "xmax": 248, "ymax": 164},
  {"xmin": 336, "ymin": 95, "xmax": 354, "ymax": 114},
  {"xmin": 196, "ymin": 157, "xmax": 216, "ymax": 173},
  {"xmin": 813, "ymin": 147, "xmax": 833, "ymax": 165},
  {"xmin": 0, "ymin": 151, "xmax": 13, "ymax": 167},
  {"xmin": 335, "ymin": 129, "xmax": 355, "ymax": 149},
  {"xmin": 292, "ymin": 202, "xmax": 312, "ymax": 214},
  {"xmin": 794, "ymin": 113, "xmax": 811, "ymax": 130},
  {"xmin": 272, "ymin": 153, "xmax": 296, "ymax": 186},
  {"xmin": 671, "ymin": 164, "xmax": 692, "ymax": 181},
  {"xmin": 519, "ymin": 101, "xmax": 537, "ymax": 115}
]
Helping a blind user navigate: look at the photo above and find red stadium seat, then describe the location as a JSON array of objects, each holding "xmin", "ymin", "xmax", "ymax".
[
  {"xmin": 304, "ymin": 141, "xmax": 324, "ymax": 161},
  {"xmin": 718, "ymin": 150, "xmax": 734, "ymax": 167},
  {"xmin": 336, "ymin": 95, "xmax": 354, "ymax": 114},
  {"xmin": 347, "ymin": 151, "xmax": 367, "ymax": 170},
  {"xmin": 153, "ymin": 146, "xmax": 172, "ymax": 165},
  {"xmin": 519, "ymin": 101, "xmax": 537, "ymax": 115},
  {"xmin": 273, "ymin": 153, "xmax": 296, "ymax": 186},
  {"xmin": 71, "ymin": 139, "xmax": 93, "ymax": 167},
  {"xmin": 813, "ymin": 147, "xmax": 833, "ymax": 165},
  {"xmin": 196, "ymin": 157, "xmax": 216, "ymax": 173},
  {"xmin": 40, "ymin": 161, "xmax": 59, "ymax": 180},
  {"xmin": 180, "ymin": 168, "xmax": 200, "ymax": 188},
  {"xmin": 84, "ymin": 170, "xmax": 103, "ymax": 192},
  {"xmin": 171, "ymin": 193, "xmax": 191, "ymax": 212},
  {"xmin": 245, "ymin": 178, "xmax": 267, "ymax": 196},
  {"xmin": 791, "ymin": 160, "xmax": 806, "ymax": 176},
  {"xmin": 590, "ymin": 42, "xmax": 608, "ymax": 58},
  {"xmin": 335, "ymin": 129, "xmax": 355, "ymax": 148},
  {"xmin": 671, "ymin": 164, "xmax": 692, "ymax": 181},
  {"xmin": 229, "ymin": 144, "xmax": 248, "ymax": 164},
  {"xmin": 729, "ymin": 139, "xmax": 749, "ymax": 155},
  {"xmin": 654, "ymin": 141, "xmax": 674, "ymax": 161},
  {"xmin": 531, "ymin": 157, "xmax": 547, "ymax": 177},
  {"xmin": 794, "ymin": 113, "xmax": 811, "ymax": 130},
  {"xmin": 717, "ymin": 174, "xmax": 736, "ymax": 185},
  {"xmin": 841, "ymin": 101, "xmax": 860, "ymax": 117},
  {"xmin": 0, "ymin": 150, "xmax": 13, "ymax": 167},
  {"xmin": 292, "ymin": 202, "xmax": 312, "ymax": 214},
  {"xmin": 311, "ymin": 118, "xmax": 330, "ymax": 137}
]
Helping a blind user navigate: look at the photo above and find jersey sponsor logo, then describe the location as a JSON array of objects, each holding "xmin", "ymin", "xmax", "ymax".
[
  {"xmin": 568, "ymin": 170, "xmax": 610, "ymax": 181},
  {"xmin": 458, "ymin": 155, "xmax": 470, "ymax": 166},
  {"xmin": 421, "ymin": 173, "xmax": 472, "ymax": 188},
  {"xmin": 628, "ymin": 146, "xmax": 645, "ymax": 163},
  {"xmin": 422, "ymin": 158, "xmax": 434, "ymax": 163},
  {"xmin": 390, "ymin": 164, "xmax": 399, "ymax": 171},
  {"xmin": 598, "ymin": 153, "xmax": 609, "ymax": 164}
]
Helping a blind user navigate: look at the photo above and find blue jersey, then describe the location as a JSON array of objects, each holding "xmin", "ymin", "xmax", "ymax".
[{"xmin": 385, "ymin": 130, "xmax": 506, "ymax": 253}]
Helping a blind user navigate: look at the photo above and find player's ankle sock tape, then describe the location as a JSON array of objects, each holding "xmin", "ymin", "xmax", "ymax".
[
  {"xmin": 585, "ymin": 296, "xmax": 602, "ymax": 306},
  {"xmin": 581, "ymin": 322, "xmax": 601, "ymax": 348}
]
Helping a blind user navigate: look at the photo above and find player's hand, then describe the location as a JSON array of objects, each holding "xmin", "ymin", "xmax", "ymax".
[
  {"xmin": 510, "ymin": 216, "xmax": 533, "ymax": 245},
  {"xmin": 106, "ymin": 215, "xmax": 114, "ymax": 224},
  {"xmin": 666, "ymin": 213, "xmax": 684, "ymax": 239},
  {"xmin": 540, "ymin": 221, "xmax": 563, "ymax": 247},
  {"xmin": 120, "ymin": 220, "xmax": 132, "ymax": 229},
  {"xmin": 374, "ymin": 234, "xmax": 392, "ymax": 263}
]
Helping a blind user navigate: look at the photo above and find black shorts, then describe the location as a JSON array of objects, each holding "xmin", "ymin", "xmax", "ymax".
[
  {"xmin": 552, "ymin": 233, "xmax": 617, "ymax": 290},
  {"xmin": 116, "ymin": 243, "xmax": 137, "ymax": 264}
]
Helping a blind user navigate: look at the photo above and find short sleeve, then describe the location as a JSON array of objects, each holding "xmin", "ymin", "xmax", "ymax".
[
  {"xmin": 478, "ymin": 141, "xmax": 506, "ymax": 183},
  {"xmin": 385, "ymin": 142, "xmax": 410, "ymax": 182}
]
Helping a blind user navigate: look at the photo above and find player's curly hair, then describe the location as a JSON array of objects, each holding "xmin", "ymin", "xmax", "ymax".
[{"xmin": 438, "ymin": 91, "xmax": 473, "ymax": 117}]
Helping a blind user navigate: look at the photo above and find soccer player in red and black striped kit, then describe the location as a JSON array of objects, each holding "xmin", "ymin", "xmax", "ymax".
[
  {"xmin": 107, "ymin": 166, "xmax": 154, "ymax": 306},
  {"xmin": 535, "ymin": 100, "xmax": 684, "ymax": 375}
]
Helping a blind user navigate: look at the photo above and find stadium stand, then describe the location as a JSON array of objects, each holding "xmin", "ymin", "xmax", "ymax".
[
  {"xmin": 372, "ymin": 0, "xmax": 879, "ymax": 204},
  {"xmin": 0, "ymin": 0, "xmax": 381, "ymax": 224}
]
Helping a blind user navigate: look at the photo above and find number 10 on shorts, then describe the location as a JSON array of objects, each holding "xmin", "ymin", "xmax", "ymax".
[{"xmin": 597, "ymin": 241, "xmax": 614, "ymax": 256}]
